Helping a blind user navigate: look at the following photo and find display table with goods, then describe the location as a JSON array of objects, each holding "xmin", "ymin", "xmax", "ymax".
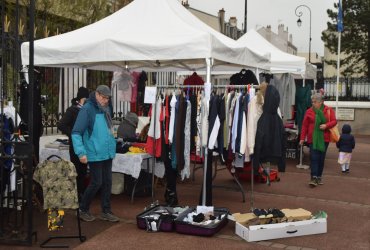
[
  {"xmin": 233, "ymin": 208, "xmax": 327, "ymax": 242},
  {"xmin": 39, "ymin": 136, "xmax": 165, "ymax": 202},
  {"xmin": 40, "ymin": 145, "xmax": 164, "ymax": 179}
]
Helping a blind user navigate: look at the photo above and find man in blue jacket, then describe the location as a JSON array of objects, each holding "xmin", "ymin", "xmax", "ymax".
[{"xmin": 72, "ymin": 85, "xmax": 119, "ymax": 222}]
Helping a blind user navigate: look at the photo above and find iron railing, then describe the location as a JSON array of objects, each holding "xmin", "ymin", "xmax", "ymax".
[{"xmin": 324, "ymin": 77, "xmax": 370, "ymax": 101}]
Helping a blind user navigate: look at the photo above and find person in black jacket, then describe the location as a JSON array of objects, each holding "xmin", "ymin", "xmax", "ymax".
[
  {"xmin": 57, "ymin": 87, "xmax": 90, "ymax": 200},
  {"xmin": 336, "ymin": 124, "xmax": 355, "ymax": 173}
]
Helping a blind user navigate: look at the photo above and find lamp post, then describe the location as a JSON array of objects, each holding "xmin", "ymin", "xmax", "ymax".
[
  {"xmin": 244, "ymin": 0, "xmax": 247, "ymax": 33},
  {"xmin": 295, "ymin": 5, "xmax": 312, "ymax": 63}
]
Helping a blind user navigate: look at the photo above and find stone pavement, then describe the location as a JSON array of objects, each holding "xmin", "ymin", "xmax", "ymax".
[{"xmin": 3, "ymin": 136, "xmax": 369, "ymax": 250}]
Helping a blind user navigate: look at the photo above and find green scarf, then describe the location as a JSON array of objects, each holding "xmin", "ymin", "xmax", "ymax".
[{"xmin": 312, "ymin": 105, "xmax": 326, "ymax": 152}]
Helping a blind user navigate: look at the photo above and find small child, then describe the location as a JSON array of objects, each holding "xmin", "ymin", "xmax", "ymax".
[{"xmin": 336, "ymin": 124, "xmax": 355, "ymax": 173}]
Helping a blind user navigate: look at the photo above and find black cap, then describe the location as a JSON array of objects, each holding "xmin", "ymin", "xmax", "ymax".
[{"xmin": 77, "ymin": 87, "xmax": 89, "ymax": 100}]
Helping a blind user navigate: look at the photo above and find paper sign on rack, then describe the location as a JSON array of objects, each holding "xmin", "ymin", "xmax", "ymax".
[
  {"xmin": 204, "ymin": 82, "xmax": 211, "ymax": 101},
  {"xmin": 144, "ymin": 86, "xmax": 157, "ymax": 104}
]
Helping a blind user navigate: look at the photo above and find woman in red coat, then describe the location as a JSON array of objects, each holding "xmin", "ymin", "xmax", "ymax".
[{"xmin": 299, "ymin": 92, "xmax": 337, "ymax": 187}]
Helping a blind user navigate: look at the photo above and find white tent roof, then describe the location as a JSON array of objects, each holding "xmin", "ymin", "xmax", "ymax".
[
  {"xmin": 236, "ymin": 29, "xmax": 306, "ymax": 73},
  {"xmin": 21, "ymin": 0, "xmax": 268, "ymax": 72}
]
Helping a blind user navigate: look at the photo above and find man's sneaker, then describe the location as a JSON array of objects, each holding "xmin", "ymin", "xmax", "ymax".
[
  {"xmin": 79, "ymin": 210, "xmax": 95, "ymax": 222},
  {"xmin": 309, "ymin": 177, "xmax": 318, "ymax": 187},
  {"xmin": 317, "ymin": 177, "xmax": 324, "ymax": 185},
  {"xmin": 100, "ymin": 212, "xmax": 120, "ymax": 222}
]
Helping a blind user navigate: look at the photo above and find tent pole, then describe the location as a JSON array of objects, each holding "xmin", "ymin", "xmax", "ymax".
[{"xmin": 202, "ymin": 58, "xmax": 212, "ymax": 205}]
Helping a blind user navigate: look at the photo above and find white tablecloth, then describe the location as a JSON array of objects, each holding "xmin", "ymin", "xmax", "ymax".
[{"xmin": 39, "ymin": 147, "xmax": 164, "ymax": 179}]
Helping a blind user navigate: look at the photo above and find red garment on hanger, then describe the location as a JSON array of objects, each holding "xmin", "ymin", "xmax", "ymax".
[
  {"xmin": 184, "ymin": 72, "xmax": 204, "ymax": 86},
  {"xmin": 145, "ymin": 102, "xmax": 164, "ymax": 157}
]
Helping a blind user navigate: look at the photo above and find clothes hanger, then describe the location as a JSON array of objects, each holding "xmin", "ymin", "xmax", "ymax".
[{"xmin": 47, "ymin": 155, "xmax": 62, "ymax": 161}]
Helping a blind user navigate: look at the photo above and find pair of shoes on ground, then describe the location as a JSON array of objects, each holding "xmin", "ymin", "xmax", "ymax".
[
  {"xmin": 253, "ymin": 208, "xmax": 272, "ymax": 219},
  {"xmin": 267, "ymin": 208, "xmax": 285, "ymax": 218},
  {"xmin": 342, "ymin": 169, "xmax": 350, "ymax": 173},
  {"xmin": 80, "ymin": 210, "xmax": 120, "ymax": 222},
  {"xmin": 309, "ymin": 177, "xmax": 324, "ymax": 187}
]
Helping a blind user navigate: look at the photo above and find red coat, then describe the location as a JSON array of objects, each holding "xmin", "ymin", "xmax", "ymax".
[{"xmin": 300, "ymin": 105, "xmax": 337, "ymax": 144}]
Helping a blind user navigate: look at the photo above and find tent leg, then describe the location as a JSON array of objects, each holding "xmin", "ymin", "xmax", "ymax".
[{"xmin": 201, "ymin": 58, "xmax": 212, "ymax": 206}]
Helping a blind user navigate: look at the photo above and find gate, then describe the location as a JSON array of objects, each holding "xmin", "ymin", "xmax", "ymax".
[{"xmin": 1, "ymin": 0, "xmax": 37, "ymax": 245}]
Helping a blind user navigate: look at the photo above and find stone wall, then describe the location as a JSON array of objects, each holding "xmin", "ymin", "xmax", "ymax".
[{"xmin": 325, "ymin": 101, "xmax": 370, "ymax": 135}]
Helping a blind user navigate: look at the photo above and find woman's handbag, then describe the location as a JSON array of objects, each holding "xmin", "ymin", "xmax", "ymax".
[{"xmin": 328, "ymin": 109, "xmax": 340, "ymax": 143}]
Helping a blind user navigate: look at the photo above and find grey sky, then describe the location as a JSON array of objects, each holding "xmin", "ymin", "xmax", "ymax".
[{"xmin": 187, "ymin": 0, "xmax": 337, "ymax": 56}]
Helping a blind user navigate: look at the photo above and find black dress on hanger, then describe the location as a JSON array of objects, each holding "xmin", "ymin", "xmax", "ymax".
[
  {"xmin": 230, "ymin": 69, "xmax": 258, "ymax": 85},
  {"xmin": 253, "ymin": 85, "xmax": 286, "ymax": 172}
]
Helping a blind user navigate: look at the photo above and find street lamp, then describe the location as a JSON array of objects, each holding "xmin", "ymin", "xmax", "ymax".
[{"xmin": 295, "ymin": 5, "xmax": 312, "ymax": 63}]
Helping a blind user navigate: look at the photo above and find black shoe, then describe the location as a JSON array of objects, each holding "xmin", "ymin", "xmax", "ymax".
[
  {"xmin": 164, "ymin": 189, "xmax": 171, "ymax": 203},
  {"xmin": 166, "ymin": 192, "xmax": 178, "ymax": 207},
  {"xmin": 219, "ymin": 154, "xmax": 226, "ymax": 165}
]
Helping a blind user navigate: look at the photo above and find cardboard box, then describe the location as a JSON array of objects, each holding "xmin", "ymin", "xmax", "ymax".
[{"xmin": 235, "ymin": 218, "xmax": 327, "ymax": 242}]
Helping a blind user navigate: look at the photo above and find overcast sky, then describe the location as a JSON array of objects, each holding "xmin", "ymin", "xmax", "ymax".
[{"xmin": 186, "ymin": 0, "xmax": 337, "ymax": 56}]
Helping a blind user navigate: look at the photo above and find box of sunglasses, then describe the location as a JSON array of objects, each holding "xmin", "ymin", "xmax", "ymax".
[
  {"xmin": 174, "ymin": 207, "xmax": 229, "ymax": 237},
  {"xmin": 136, "ymin": 205, "xmax": 191, "ymax": 232}
]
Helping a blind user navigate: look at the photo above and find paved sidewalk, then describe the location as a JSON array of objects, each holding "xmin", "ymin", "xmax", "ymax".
[{"xmin": 3, "ymin": 136, "xmax": 369, "ymax": 249}]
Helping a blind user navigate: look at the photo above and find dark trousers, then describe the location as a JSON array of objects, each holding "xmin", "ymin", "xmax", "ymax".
[
  {"xmin": 80, "ymin": 159, "xmax": 112, "ymax": 214},
  {"xmin": 199, "ymin": 149, "xmax": 213, "ymax": 206},
  {"xmin": 309, "ymin": 143, "xmax": 329, "ymax": 178},
  {"xmin": 70, "ymin": 148, "xmax": 87, "ymax": 199},
  {"xmin": 165, "ymin": 162, "xmax": 177, "ymax": 193}
]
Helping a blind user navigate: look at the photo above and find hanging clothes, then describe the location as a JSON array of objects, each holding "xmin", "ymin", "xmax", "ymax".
[
  {"xmin": 195, "ymin": 91, "xmax": 202, "ymax": 157},
  {"xmin": 181, "ymin": 100, "xmax": 191, "ymax": 180},
  {"xmin": 207, "ymin": 95, "xmax": 220, "ymax": 150},
  {"xmin": 0, "ymin": 115, "xmax": 15, "ymax": 192},
  {"xmin": 230, "ymin": 69, "xmax": 259, "ymax": 85},
  {"xmin": 175, "ymin": 94, "xmax": 187, "ymax": 170},
  {"xmin": 246, "ymin": 93, "xmax": 264, "ymax": 155},
  {"xmin": 146, "ymin": 97, "xmax": 162, "ymax": 157},
  {"xmin": 33, "ymin": 159, "xmax": 79, "ymax": 210},
  {"xmin": 184, "ymin": 72, "xmax": 204, "ymax": 86},
  {"xmin": 295, "ymin": 80, "xmax": 313, "ymax": 133},
  {"xmin": 253, "ymin": 85, "xmax": 286, "ymax": 172},
  {"xmin": 19, "ymin": 77, "xmax": 43, "ymax": 162},
  {"xmin": 270, "ymin": 73, "xmax": 296, "ymax": 120},
  {"xmin": 168, "ymin": 93, "xmax": 177, "ymax": 144}
]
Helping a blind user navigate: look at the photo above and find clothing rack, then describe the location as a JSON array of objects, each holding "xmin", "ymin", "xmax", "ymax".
[
  {"xmin": 155, "ymin": 83, "xmax": 259, "ymax": 206},
  {"xmin": 39, "ymin": 156, "xmax": 86, "ymax": 248},
  {"xmin": 156, "ymin": 84, "xmax": 260, "ymax": 88}
]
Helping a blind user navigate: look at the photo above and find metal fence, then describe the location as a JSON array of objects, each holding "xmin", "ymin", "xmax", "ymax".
[{"xmin": 324, "ymin": 77, "xmax": 370, "ymax": 101}]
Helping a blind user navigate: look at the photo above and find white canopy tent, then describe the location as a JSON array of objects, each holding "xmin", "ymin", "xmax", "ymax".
[
  {"xmin": 21, "ymin": 0, "xmax": 268, "ymax": 73},
  {"xmin": 236, "ymin": 29, "xmax": 306, "ymax": 74},
  {"xmin": 21, "ymin": 0, "xmax": 271, "ymax": 206}
]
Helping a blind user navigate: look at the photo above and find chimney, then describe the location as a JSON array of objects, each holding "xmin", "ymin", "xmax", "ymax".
[
  {"xmin": 218, "ymin": 8, "xmax": 225, "ymax": 34},
  {"xmin": 182, "ymin": 0, "xmax": 189, "ymax": 8},
  {"xmin": 278, "ymin": 24, "xmax": 289, "ymax": 42},
  {"xmin": 278, "ymin": 24, "xmax": 284, "ymax": 36},
  {"xmin": 229, "ymin": 17, "xmax": 237, "ymax": 27},
  {"xmin": 265, "ymin": 25, "xmax": 272, "ymax": 42}
]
